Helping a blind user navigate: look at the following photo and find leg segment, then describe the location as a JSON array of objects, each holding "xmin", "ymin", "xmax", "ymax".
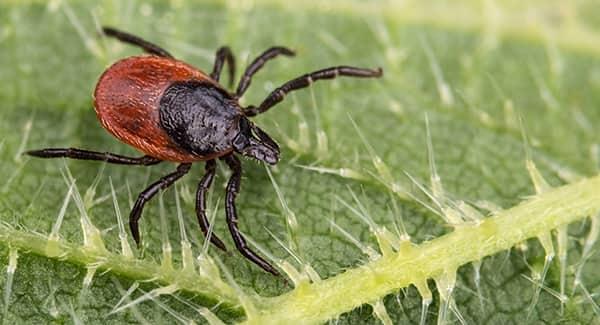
[
  {"xmin": 235, "ymin": 46, "xmax": 295, "ymax": 97},
  {"xmin": 195, "ymin": 160, "xmax": 227, "ymax": 251},
  {"xmin": 223, "ymin": 155, "xmax": 279, "ymax": 276},
  {"xmin": 129, "ymin": 163, "xmax": 192, "ymax": 245},
  {"xmin": 102, "ymin": 26, "xmax": 174, "ymax": 58},
  {"xmin": 244, "ymin": 66, "xmax": 383, "ymax": 117},
  {"xmin": 210, "ymin": 46, "xmax": 236, "ymax": 87},
  {"xmin": 26, "ymin": 148, "xmax": 161, "ymax": 166}
]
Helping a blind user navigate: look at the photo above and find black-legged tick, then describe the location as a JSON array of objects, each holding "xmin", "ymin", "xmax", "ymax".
[{"xmin": 27, "ymin": 27, "xmax": 383, "ymax": 275}]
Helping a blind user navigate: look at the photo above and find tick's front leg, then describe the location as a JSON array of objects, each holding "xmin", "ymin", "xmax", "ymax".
[{"xmin": 223, "ymin": 155, "xmax": 279, "ymax": 276}]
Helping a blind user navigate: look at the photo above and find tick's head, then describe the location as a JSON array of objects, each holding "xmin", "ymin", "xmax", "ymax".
[{"xmin": 232, "ymin": 117, "xmax": 279, "ymax": 165}]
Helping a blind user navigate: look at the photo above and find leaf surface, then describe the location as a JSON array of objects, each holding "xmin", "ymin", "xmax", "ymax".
[{"xmin": 1, "ymin": 1, "xmax": 599, "ymax": 324}]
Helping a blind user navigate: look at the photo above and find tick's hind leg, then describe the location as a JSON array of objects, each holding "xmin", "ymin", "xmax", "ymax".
[
  {"xmin": 244, "ymin": 65, "xmax": 383, "ymax": 117},
  {"xmin": 102, "ymin": 26, "xmax": 174, "ymax": 58},
  {"xmin": 129, "ymin": 163, "xmax": 192, "ymax": 245},
  {"xmin": 26, "ymin": 148, "xmax": 162, "ymax": 166},
  {"xmin": 223, "ymin": 155, "xmax": 279, "ymax": 276},
  {"xmin": 195, "ymin": 160, "xmax": 227, "ymax": 251},
  {"xmin": 211, "ymin": 46, "xmax": 236, "ymax": 88},
  {"xmin": 235, "ymin": 46, "xmax": 295, "ymax": 97}
]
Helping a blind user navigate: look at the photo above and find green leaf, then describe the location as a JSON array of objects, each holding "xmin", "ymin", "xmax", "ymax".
[{"xmin": 1, "ymin": 1, "xmax": 600, "ymax": 324}]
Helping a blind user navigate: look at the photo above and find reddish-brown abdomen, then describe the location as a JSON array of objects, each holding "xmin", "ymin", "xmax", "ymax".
[{"xmin": 93, "ymin": 56, "xmax": 229, "ymax": 162}]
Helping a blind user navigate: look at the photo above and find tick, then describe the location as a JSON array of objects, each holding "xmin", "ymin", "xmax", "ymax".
[{"xmin": 26, "ymin": 27, "xmax": 382, "ymax": 275}]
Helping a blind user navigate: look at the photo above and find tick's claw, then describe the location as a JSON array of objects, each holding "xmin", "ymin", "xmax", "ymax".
[{"xmin": 209, "ymin": 235, "xmax": 228, "ymax": 252}]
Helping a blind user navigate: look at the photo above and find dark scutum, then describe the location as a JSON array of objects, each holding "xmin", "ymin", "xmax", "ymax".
[{"xmin": 159, "ymin": 81, "xmax": 241, "ymax": 156}]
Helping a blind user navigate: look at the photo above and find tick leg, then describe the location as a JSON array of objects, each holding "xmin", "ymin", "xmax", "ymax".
[
  {"xmin": 235, "ymin": 46, "xmax": 295, "ymax": 97},
  {"xmin": 26, "ymin": 148, "xmax": 161, "ymax": 166},
  {"xmin": 223, "ymin": 155, "xmax": 279, "ymax": 276},
  {"xmin": 244, "ymin": 66, "xmax": 383, "ymax": 117},
  {"xmin": 195, "ymin": 160, "xmax": 227, "ymax": 251},
  {"xmin": 129, "ymin": 163, "xmax": 192, "ymax": 245},
  {"xmin": 210, "ymin": 46, "xmax": 236, "ymax": 88},
  {"xmin": 102, "ymin": 26, "xmax": 174, "ymax": 58}
]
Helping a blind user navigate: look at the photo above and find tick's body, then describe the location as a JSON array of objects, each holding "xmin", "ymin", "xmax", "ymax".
[
  {"xmin": 27, "ymin": 27, "xmax": 382, "ymax": 275},
  {"xmin": 95, "ymin": 56, "xmax": 235, "ymax": 162}
]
